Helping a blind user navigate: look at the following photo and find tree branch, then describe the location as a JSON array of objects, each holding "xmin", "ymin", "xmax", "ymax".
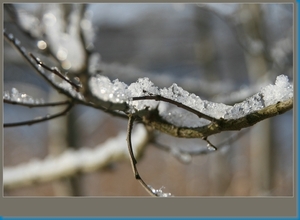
[
  {"xmin": 29, "ymin": 53, "xmax": 82, "ymax": 91},
  {"xmin": 142, "ymin": 97, "xmax": 292, "ymax": 139},
  {"xmin": 3, "ymin": 30, "xmax": 84, "ymax": 101},
  {"xmin": 151, "ymin": 128, "xmax": 249, "ymax": 162},
  {"xmin": 4, "ymin": 102, "xmax": 74, "ymax": 127},
  {"xmin": 126, "ymin": 115, "xmax": 171, "ymax": 197},
  {"xmin": 133, "ymin": 95, "xmax": 216, "ymax": 122}
]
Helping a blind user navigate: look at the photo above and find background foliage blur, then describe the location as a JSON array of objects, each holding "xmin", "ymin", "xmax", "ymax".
[{"xmin": 3, "ymin": 3, "xmax": 293, "ymax": 196}]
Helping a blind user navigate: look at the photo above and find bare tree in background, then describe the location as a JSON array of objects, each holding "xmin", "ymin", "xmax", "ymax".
[{"xmin": 3, "ymin": 3, "xmax": 293, "ymax": 196}]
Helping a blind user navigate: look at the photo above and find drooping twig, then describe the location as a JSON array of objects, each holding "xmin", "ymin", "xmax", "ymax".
[
  {"xmin": 202, "ymin": 137, "xmax": 218, "ymax": 151},
  {"xmin": 4, "ymin": 102, "xmax": 74, "ymax": 127},
  {"xmin": 151, "ymin": 128, "xmax": 250, "ymax": 162},
  {"xmin": 126, "ymin": 114, "xmax": 157, "ymax": 197}
]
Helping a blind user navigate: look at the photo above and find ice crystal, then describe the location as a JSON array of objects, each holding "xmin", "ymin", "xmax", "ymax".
[{"xmin": 148, "ymin": 185, "xmax": 173, "ymax": 197}]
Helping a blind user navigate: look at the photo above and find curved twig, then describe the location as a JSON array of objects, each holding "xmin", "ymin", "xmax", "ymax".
[
  {"xmin": 4, "ymin": 102, "xmax": 74, "ymax": 127},
  {"xmin": 133, "ymin": 95, "xmax": 216, "ymax": 122},
  {"xmin": 151, "ymin": 128, "xmax": 250, "ymax": 161},
  {"xmin": 126, "ymin": 114, "xmax": 157, "ymax": 197}
]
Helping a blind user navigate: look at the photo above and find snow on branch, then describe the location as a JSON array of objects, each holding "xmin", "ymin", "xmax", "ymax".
[
  {"xmin": 3, "ymin": 124, "xmax": 149, "ymax": 189},
  {"xmin": 88, "ymin": 73, "xmax": 293, "ymax": 138}
]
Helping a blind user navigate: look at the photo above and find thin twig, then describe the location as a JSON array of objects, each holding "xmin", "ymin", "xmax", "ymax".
[
  {"xmin": 3, "ymin": 99, "xmax": 71, "ymax": 108},
  {"xmin": 202, "ymin": 137, "xmax": 218, "ymax": 151},
  {"xmin": 29, "ymin": 53, "xmax": 82, "ymax": 91},
  {"xmin": 151, "ymin": 128, "xmax": 250, "ymax": 159},
  {"xmin": 132, "ymin": 95, "xmax": 216, "ymax": 122},
  {"xmin": 126, "ymin": 114, "xmax": 157, "ymax": 197},
  {"xmin": 4, "ymin": 102, "xmax": 74, "ymax": 127},
  {"xmin": 3, "ymin": 30, "xmax": 78, "ymax": 99}
]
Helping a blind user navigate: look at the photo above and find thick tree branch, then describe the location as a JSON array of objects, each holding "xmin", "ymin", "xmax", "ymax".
[{"xmin": 141, "ymin": 97, "xmax": 292, "ymax": 139}]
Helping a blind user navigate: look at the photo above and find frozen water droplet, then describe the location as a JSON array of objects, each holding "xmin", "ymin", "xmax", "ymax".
[
  {"xmin": 36, "ymin": 64, "xmax": 45, "ymax": 73},
  {"xmin": 207, "ymin": 145, "xmax": 216, "ymax": 151}
]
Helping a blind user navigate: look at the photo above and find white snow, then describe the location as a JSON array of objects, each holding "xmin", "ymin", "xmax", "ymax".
[
  {"xmin": 4, "ymin": 88, "xmax": 43, "ymax": 104},
  {"xmin": 87, "ymin": 74, "xmax": 293, "ymax": 127},
  {"xmin": 261, "ymin": 74, "xmax": 293, "ymax": 106},
  {"xmin": 89, "ymin": 75, "xmax": 129, "ymax": 104},
  {"xmin": 127, "ymin": 77, "xmax": 160, "ymax": 110},
  {"xmin": 148, "ymin": 185, "xmax": 173, "ymax": 197}
]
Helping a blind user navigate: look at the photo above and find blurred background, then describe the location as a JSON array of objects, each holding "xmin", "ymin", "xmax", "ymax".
[{"xmin": 3, "ymin": 3, "xmax": 293, "ymax": 196}]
